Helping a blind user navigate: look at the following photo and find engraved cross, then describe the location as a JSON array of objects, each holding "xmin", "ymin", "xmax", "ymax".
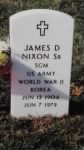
[{"xmin": 37, "ymin": 21, "xmax": 48, "ymax": 36}]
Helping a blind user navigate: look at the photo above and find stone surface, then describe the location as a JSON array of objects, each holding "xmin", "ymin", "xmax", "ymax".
[{"xmin": 10, "ymin": 10, "xmax": 74, "ymax": 117}]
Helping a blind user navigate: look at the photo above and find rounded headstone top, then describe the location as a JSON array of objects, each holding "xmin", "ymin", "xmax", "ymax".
[{"xmin": 10, "ymin": 9, "xmax": 74, "ymax": 21}]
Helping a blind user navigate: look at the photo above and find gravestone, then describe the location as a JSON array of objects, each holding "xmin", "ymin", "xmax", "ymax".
[{"xmin": 10, "ymin": 10, "xmax": 74, "ymax": 117}]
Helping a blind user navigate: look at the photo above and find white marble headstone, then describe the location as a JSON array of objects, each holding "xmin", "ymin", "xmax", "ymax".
[{"xmin": 10, "ymin": 9, "xmax": 74, "ymax": 117}]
